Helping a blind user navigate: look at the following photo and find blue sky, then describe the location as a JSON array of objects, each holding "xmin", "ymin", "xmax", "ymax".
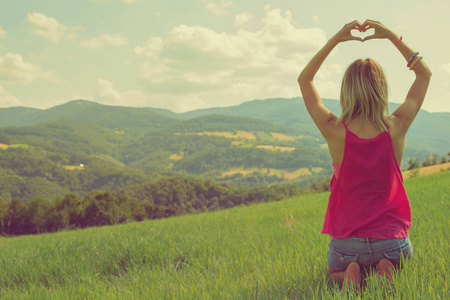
[{"xmin": 0, "ymin": 0, "xmax": 449, "ymax": 112}]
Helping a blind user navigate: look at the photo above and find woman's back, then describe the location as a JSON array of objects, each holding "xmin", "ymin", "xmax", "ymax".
[{"xmin": 327, "ymin": 115, "xmax": 404, "ymax": 166}]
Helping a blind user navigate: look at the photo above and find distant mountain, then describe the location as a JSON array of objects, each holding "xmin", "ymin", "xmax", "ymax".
[
  {"xmin": 0, "ymin": 100, "xmax": 179, "ymax": 136},
  {"xmin": 1, "ymin": 97, "xmax": 448, "ymax": 160},
  {"xmin": 165, "ymin": 114, "xmax": 298, "ymax": 134},
  {"xmin": 0, "ymin": 107, "xmax": 43, "ymax": 127},
  {"xmin": 149, "ymin": 97, "xmax": 450, "ymax": 155}
]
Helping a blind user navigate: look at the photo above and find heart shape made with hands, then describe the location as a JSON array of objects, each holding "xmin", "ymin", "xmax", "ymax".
[{"xmin": 351, "ymin": 27, "xmax": 375, "ymax": 41}]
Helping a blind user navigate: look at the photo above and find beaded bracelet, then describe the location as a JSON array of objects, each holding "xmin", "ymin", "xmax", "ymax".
[
  {"xmin": 409, "ymin": 56, "xmax": 423, "ymax": 70},
  {"xmin": 407, "ymin": 52, "xmax": 419, "ymax": 68},
  {"xmin": 394, "ymin": 35, "xmax": 402, "ymax": 44}
]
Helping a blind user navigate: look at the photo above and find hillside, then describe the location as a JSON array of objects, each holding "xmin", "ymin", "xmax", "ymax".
[
  {"xmin": 0, "ymin": 115, "xmax": 330, "ymax": 201},
  {"xmin": 149, "ymin": 97, "xmax": 450, "ymax": 155},
  {"xmin": 0, "ymin": 98, "xmax": 448, "ymax": 202},
  {"xmin": 0, "ymin": 171, "xmax": 448, "ymax": 299}
]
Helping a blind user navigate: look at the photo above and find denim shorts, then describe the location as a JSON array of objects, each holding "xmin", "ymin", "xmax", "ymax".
[{"xmin": 327, "ymin": 236, "xmax": 413, "ymax": 272}]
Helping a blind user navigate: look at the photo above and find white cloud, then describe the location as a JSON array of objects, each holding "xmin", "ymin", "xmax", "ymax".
[
  {"xmin": 201, "ymin": 0, "xmax": 234, "ymax": 16},
  {"xmin": 0, "ymin": 53, "xmax": 58, "ymax": 83},
  {"xmin": 234, "ymin": 12, "xmax": 254, "ymax": 28},
  {"xmin": 128, "ymin": 6, "xmax": 337, "ymax": 112},
  {"xmin": 27, "ymin": 13, "xmax": 79, "ymax": 42},
  {"xmin": 0, "ymin": 85, "xmax": 22, "ymax": 107},
  {"xmin": 0, "ymin": 26, "xmax": 6, "ymax": 39},
  {"xmin": 80, "ymin": 33, "xmax": 128, "ymax": 49},
  {"xmin": 95, "ymin": 79, "xmax": 151, "ymax": 107},
  {"xmin": 133, "ymin": 5, "xmax": 327, "ymax": 109},
  {"xmin": 96, "ymin": 79, "xmax": 122, "ymax": 103}
]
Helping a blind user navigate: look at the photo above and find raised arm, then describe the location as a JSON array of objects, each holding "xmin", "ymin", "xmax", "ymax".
[
  {"xmin": 297, "ymin": 21, "xmax": 362, "ymax": 138},
  {"xmin": 362, "ymin": 20, "xmax": 432, "ymax": 133}
]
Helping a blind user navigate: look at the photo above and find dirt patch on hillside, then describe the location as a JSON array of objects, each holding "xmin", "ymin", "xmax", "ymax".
[
  {"xmin": 270, "ymin": 132, "xmax": 296, "ymax": 141},
  {"xmin": 0, "ymin": 143, "xmax": 8, "ymax": 150},
  {"xmin": 256, "ymin": 145, "xmax": 296, "ymax": 152},
  {"xmin": 402, "ymin": 162, "xmax": 450, "ymax": 179},
  {"xmin": 221, "ymin": 167, "xmax": 323, "ymax": 180},
  {"xmin": 63, "ymin": 165, "xmax": 85, "ymax": 171},
  {"xmin": 169, "ymin": 152, "xmax": 184, "ymax": 161}
]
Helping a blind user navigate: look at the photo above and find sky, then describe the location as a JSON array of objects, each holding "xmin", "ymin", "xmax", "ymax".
[{"xmin": 0, "ymin": 0, "xmax": 449, "ymax": 113}]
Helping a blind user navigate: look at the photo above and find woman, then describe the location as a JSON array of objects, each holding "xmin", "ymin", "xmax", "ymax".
[{"xmin": 297, "ymin": 20, "xmax": 432, "ymax": 290}]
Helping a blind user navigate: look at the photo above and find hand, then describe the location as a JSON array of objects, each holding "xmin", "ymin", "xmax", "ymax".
[
  {"xmin": 361, "ymin": 20, "xmax": 395, "ymax": 41},
  {"xmin": 332, "ymin": 20, "xmax": 363, "ymax": 43}
]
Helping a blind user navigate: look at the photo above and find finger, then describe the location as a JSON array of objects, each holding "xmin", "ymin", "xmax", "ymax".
[
  {"xmin": 347, "ymin": 20, "xmax": 362, "ymax": 29},
  {"xmin": 361, "ymin": 20, "xmax": 377, "ymax": 30},
  {"xmin": 351, "ymin": 36, "xmax": 363, "ymax": 42},
  {"xmin": 362, "ymin": 24, "xmax": 373, "ymax": 32}
]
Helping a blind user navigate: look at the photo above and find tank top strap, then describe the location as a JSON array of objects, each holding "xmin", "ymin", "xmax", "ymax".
[{"xmin": 342, "ymin": 120, "xmax": 349, "ymax": 131}]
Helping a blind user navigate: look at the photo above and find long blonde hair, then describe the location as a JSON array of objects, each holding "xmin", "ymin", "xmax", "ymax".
[{"xmin": 338, "ymin": 58, "xmax": 390, "ymax": 131}]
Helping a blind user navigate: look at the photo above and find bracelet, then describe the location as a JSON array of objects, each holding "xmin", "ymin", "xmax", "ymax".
[
  {"xmin": 394, "ymin": 35, "xmax": 402, "ymax": 45},
  {"xmin": 409, "ymin": 56, "xmax": 422, "ymax": 70},
  {"xmin": 407, "ymin": 52, "xmax": 419, "ymax": 67}
]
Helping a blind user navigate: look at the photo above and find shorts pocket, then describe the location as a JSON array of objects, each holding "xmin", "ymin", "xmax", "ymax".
[
  {"xmin": 383, "ymin": 241, "xmax": 413, "ymax": 266},
  {"xmin": 327, "ymin": 246, "xmax": 358, "ymax": 272}
]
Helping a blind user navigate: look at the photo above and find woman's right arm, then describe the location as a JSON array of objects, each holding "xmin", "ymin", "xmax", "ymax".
[{"xmin": 363, "ymin": 20, "xmax": 432, "ymax": 133}]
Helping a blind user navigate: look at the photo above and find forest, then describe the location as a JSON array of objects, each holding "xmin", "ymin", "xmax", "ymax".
[
  {"xmin": 0, "ymin": 176, "xmax": 331, "ymax": 236},
  {"xmin": 0, "ymin": 98, "xmax": 448, "ymax": 236}
]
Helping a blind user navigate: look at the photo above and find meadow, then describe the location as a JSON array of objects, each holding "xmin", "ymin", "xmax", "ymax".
[{"xmin": 0, "ymin": 170, "xmax": 448, "ymax": 299}]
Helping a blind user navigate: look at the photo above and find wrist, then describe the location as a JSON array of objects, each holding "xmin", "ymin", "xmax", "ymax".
[
  {"xmin": 328, "ymin": 35, "xmax": 340, "ymax": 46},
  {"xmin": 387, "ymin": 31, "xmax": 400, "ymax": 43}
]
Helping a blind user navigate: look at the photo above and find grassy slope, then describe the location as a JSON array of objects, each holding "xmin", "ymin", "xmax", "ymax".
[{"xmin": 0, "ymin": 171, "xmax": 448, "ymax": 299}]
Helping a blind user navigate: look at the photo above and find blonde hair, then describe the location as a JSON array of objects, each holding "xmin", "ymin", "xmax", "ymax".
[{"xmin": 338, "ymin": 58, "xmax": 390, "ymax": 131}]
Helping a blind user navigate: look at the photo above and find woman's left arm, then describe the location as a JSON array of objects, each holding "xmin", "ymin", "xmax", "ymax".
[{"xmin": 297, "ymin": 20, "xmax": 362, "ymax": 137}]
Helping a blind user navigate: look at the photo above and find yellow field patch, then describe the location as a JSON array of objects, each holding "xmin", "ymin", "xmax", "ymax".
[
  {"xmin": 256, "ymin": 145, "xmax": 296, "ymax": 152},
  {"xmin": 181, "ymin": 131, "xmax": 257, "ymax": 140},
  {"xmin": 169, "ymin": 152, "xmax": 184, "ymax": 161},
  {"xmin": 63, "ymin": 165, "xmax": 85, "ymax": 171},
  {"xmin": 221, "ymin": 168, "xmax": 259, "ymax": 177},
  {"xmin": 0, "ymin": 143, "xmax": 8, "ymax": 150},
  {"xmin": 402, "ymin": 162, "xmax": 450, "ymax": 179},
  {"xmin": 220, "ymin": 167, "xmax": 319, "ymax": 180},
  {"xmin": 231, "ymin": 141, "xmax": 246, "ymax": 146},
  {"xmin": 115, "ymin": 130, "xmax": 125, "ymax": 135},
  {"xmin": 270, "ymin": 132, "xmax": 296, "ymax": 141}
]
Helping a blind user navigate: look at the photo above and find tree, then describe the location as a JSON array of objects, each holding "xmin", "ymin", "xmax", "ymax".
[
  {"xmin": 422, "ymin": 155, "xmax": 438, "ymax": 167},
  {"xmin": 407, "ymin": 158, "xmax": 420, "ymax": 170},
  {"xmin": 0, "ymin": 196, "xmax": 7, "ymax": 234},
  {"xmin": 5, "ymin": 198, "xmax": 26, "ymax": 235},
  {"xmin": 25, "ymin": 197, "xmax": 51, "ymax": 234}
]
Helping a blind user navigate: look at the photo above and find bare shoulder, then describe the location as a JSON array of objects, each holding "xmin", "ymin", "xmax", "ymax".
[
  {"xmin": 388, "ymin": 115, "xmax": 407, "ymax": 138},
  {"xmin": 322, "ymin": 117, "xmax": 345, "ymax": 141}
]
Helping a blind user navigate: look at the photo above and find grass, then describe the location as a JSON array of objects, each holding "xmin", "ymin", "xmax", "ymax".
[{"xmin": 0, "ymin": 171, "xmax": 448, "ymax": 299}]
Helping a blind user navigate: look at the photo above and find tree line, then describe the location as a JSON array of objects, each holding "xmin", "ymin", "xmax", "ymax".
[{"xmin": 0, "ymin": 176, "xmax": 331, "ymax": 236}]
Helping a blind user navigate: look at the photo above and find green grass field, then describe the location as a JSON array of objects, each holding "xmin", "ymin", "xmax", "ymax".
[{"xmin": 0, "ymin": 171, "xmax": 448, "ymax": 299}]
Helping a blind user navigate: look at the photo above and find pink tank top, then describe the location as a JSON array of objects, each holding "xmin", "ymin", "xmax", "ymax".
[{"xmin": 321, "ymin": 121, "xmax": 411, "ymax": 239}]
